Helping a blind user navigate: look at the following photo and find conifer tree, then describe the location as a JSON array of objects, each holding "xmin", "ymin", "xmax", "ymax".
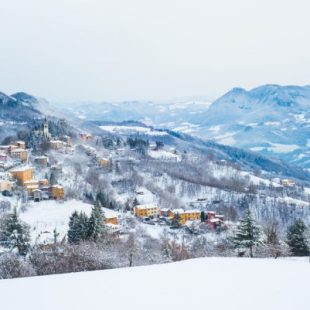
[
  {"xmin": 68, "ymin": 211, "xmax": 90, "ymax": 244},
  {"xmin": 287, "ymin": 219, "xmax": 309, "ymax": 256},
  {"xmin": 87, "ymin": 202, "xmax": 105, "ymax": 241},
  {"xmin": 68, "ymin": 211, "xmax": 81, "ymax": 244},
  {"xmin": 233, "ymin": 209, "xmax": 261, "ymax": 257},
  {"xmin": 0, "ymin": 207, "xmax": 31, "ymax": 255}
]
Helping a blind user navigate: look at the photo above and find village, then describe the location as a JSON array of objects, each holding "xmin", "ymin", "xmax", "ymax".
[{"xmin": 0, "ymin": 117, "xmax": 307, "ymax": 245}]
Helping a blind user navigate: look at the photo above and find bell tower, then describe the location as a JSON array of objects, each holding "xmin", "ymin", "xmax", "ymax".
[{"xmin": 43, "ymin": 117, "xmax": 49, "ymax": 139}]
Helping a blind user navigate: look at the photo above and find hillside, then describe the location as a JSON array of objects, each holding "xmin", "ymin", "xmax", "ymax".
[
  {"xmin": 67, "ymin": 85, "xmax": 310, "ymax": 170},
  {"xmin": 0, "ymin": 257, "xmax": 309, "ymax": 310}
]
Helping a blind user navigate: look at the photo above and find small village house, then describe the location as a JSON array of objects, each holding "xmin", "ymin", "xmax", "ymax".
[
  {"xmin": 10, "ymin": 166, "xmax": 34, "ymax": 185},
  {"xmin": 13, "ymin": 141, "xmax": 26, "ymax": 149},
  {"xmin": 134, "ymin": 204, "xmax": 160, "ymax": 218},
  {"xmin": 10, "ymin": 148, "xmax": 28, "ymax": 162},
  {"xmin": 0, "ymin": 180, "xmax": 13, "ymax": 192},
  {"xmin": 98, "ymin": 157, "xmax": 109, "ymax": 167},
  {"xmin": 51, "ymin": 185, "xmax": 65, "ymax": 200},
  {"xmin": 34, "ymin": 156, "xmax": 48, "ymax": 167}
]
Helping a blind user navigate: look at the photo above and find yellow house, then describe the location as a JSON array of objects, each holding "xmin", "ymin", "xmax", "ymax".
[
  {"xmin": 10, "ymin": 148, "xmax": 27, "ymax": 162},
  {"xmin": 10, "ymin": 167, "xmax": 33, "ymax": 185},
  {"xmin": 134, "ymin": 204, "xmax": 160, "ymax": 218},
  {"xmin": 98, "ymin": 157, "xmax": 109, "ymax": 167},
  {"xmin": 0, "ymin": 180, "xmax": 13, "ymax": 192},
  {"xmin": 51, "ymin": 185, "xmax": 65, "ymax": 199},
  {"xmin": 169, "ymin": 209, "xmax": 200, "ymax": 225},
  {"xmin": 105, "ymin": 215, "xmax": 118, "ymax": 225}
]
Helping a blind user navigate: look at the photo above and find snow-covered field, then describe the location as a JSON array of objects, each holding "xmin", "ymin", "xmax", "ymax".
[
  {"xmin": 0, "ymin": 257, "xmax": 309, "ymax": 310},
  {"xmin": 20, "ymin": 200, "xmax": 93, "ymax": 243}
]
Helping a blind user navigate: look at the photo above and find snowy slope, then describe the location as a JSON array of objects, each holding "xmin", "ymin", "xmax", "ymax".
[{"xmin": 0, "ymin": 257, "xmax": 309, "ymax": 310}]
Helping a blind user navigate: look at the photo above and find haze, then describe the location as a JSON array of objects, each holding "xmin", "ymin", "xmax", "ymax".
[{"xmin": 0, "ymin": 0, "xmax": 310, "ymax": 102}]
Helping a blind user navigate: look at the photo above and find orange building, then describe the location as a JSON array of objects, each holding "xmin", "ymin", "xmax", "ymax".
[
  {"xmin": 10, "ymin": 167, "xmax": 34, "ymax": 185},
  {"xmin": 98, "ymin": 157, "xmax": 109, "ymax": 167},
  {"xmin": 51, "ymin": 185, "xmax": 65, "ymax": 199},
  {"xmin": 0, "ymin": 180, "xmax": 13, "ymax": 192},
  {"xmin": 169, "ymin": 209, "xmax": 200, "ymax": 225},
  {"xmin": 134, "ymin": 204, "xmax": 159, "ymax": 218},
  {"xmin": 105, "ymin": 215, "xmax": 118, "ymax": 225}
]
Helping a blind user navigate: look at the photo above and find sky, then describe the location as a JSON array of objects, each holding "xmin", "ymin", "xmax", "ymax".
[{"xmin": 0, "ymin": 0, "xmax": 310, "ymax": 102}]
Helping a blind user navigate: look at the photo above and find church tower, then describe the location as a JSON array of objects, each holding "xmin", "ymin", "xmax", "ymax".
[{"xmin": 43, "ymin": 117, "xmax": 50, "ymax": 139}]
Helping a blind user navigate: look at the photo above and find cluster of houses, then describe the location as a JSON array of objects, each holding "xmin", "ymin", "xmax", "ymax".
[
  {"xmin": 133, "ymin": 204, "xmax": 225, "ymax": 229},
  {"xmin": 0, "ymin": 141, "xmax": 28, "ymax": 166},
  {"xmin": 9, "ymin": 166, "xmax": 64, "ymax": 201}
]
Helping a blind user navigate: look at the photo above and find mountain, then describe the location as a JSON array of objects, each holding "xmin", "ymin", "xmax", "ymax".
[
  {"xmin": 191, "ymin": 85, "xmax": 310, "ymax": 169},
  {"xmin": 93, "ymin": 121, "xmax": 310, "ymax": 183},
  {"xmin": 67, "ymin": 85, "xmax": 310, "ymax": 170}
]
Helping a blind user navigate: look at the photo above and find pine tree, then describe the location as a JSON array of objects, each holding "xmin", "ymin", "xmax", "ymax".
[
  {"xmin": 287, "ymin": 219, "xmax": 309, "ymax": 256},
  {"xmin": 68, "ymin": 211, "xmax": 81, "ymax": 244},
  {"xmin": 0, "ymin": 208, "xmax": 31, "ymax": 255},
  {"xmin": 200, "ymin": 211, "xmax": 206, "ymax": 222},
  {"xmin": 87, "ymin": 202, "xmax": 105, "ymax": 241},
  {"xmin": 233, "ymin": 209, "xmax": 262, "ymax": 257},
  {"xmin": 68, "ymin": 211, "xmax": 90, "ymax": 244}
]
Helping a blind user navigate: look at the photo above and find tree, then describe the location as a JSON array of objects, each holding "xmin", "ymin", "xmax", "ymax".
[
  {"xmin": 87, "ymin": 202, "xmax": 105, "ymax": 241},
  {"xmin": 200, "ymin": 211, "xmax": 206, "ymax": 222},
  {"xmin": 0, "ymin": 208, "xmax": 31, "ymax": 255},
  {"xmin": 233, "ymin": 209, "xmax": 262, "ymax": 258},
  {"xmin": 68, "ymin": 211, "xmax": 89, "ymax": 244},
  {"xmin": 286, "ymin": 219, "xmax": 309, "ymax": 256}
]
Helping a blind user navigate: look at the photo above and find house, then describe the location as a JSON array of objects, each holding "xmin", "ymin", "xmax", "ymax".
[
  {"xmin": 51, "ymin": 185, "xmax": 65, "ymax": 199},
  {"xmin": 10, "ymin": 148, "xmax": 28, "ymax": 162},
  {"xmin": 105, "ymin": 214, "xmax": 118, "ymax": 225},
  {"xmin": 24, "ymin": 180, "xmax": 39, "ymax": 195},
  {"xmin": 0, "ymin": 180, "xmax": 13, "ymax": 192},
  {"xmin": 34, "ymin": 156, "xmax": 48, "ymax": 167},
  {"xmin": 134, "ymin": 204, "xmax": 160, "ymax": 218},
  {"xmin": 10, "ymin": 167, "xmax": 34, "ymax": 185},
  {"xmin": 33, "ymin": 189, "xmax": 43, "ymax": 202},
  {"xmin": 13, "ymin": 141, "xmax": 26, "ymax": 149},
  {"xmin": 160, "ymin": 208, "xmax": 171, "ymax": 217},
  {"xmin": 98, "ymin": 157, "xmax": 109, "ymax": 167},
  {"xmin": 0, "ymin": 152, "xmax": 8, "ymax": 161},
  {"xmin": 39, "ymin": 179, "xmax": 49, "ymax": 187},
  {"xmin": 50, "ymin": 140, "xmax": 65, "ymax": 150},
  {"xmin": 168, "ymin": 209, "xmax": 200, "ymax": 225},
  {"xmin": 0, "ymin": 145, "xmax": 11, "ymax": 154},
  {"xmin": 281, "ymin": 179, "xmax": 295, "ymax": 187},
  {"xmin": 205, "ymin": 211, "xmax": 225, "ymax": 229}
]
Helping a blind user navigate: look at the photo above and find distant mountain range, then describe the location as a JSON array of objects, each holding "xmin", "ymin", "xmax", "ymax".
[{"xmin": 62, "ymin": 84, "xmax": 310, "ymax": 170}]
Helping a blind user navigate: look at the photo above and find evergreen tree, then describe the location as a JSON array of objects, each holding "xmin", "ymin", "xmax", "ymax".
[
  {"xmin": 233, "ymin": 209, "xmax": 261, "ymax": 257},
  {"xmin": 287, "ymin": 219, "xmax": 309, "ymax": 256},
  {"xmin": 68, "ymin": 211, "xmax": 89, "ymax": 244},
  {"xmin": 200, "ymin": 211, "xmax": 206, "ymax": 222},
  {"xmin": 87, "ymin": 202, "xmax": 105, "ymax": 241},
  {"xmin": 68, "ymin": 211, "xmax": 81, "ymax": 244},
  {"xmin": 0, "ymin": 208, "xmax": 31, "ymax": 255}
]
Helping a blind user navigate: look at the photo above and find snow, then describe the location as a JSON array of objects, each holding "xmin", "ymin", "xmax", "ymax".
[
  {"xmin": 148, "ymin": 150, "xmax": 181, "ymax": 161},
  {"xmin": 267, "ymin": 143, "xmax": 299, "ymax": 154},
  {"xmin": 99, "ymin": 125, "xmax": 167, "ymax": 136},
  {"xmin": 19, "ymin": 200, "xmax": 93, "ymax": 243},
  {"xmin": 0, "ymin": 257, "xmax": 309, "ymax": 310}
]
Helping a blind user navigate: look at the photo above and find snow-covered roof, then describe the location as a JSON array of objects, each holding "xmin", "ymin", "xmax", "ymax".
[
  {"xmin": 185, "ymin": 209, "xmax": 200, "ymax": 214},
  {"xmin": 10, "ymin": 166, "xmax": 33, "ymax": 172},
  {"xmin": 172, "ymin": 208, "xmax": 184, "ymax": 214},
  {"xmin": 135, "ymin": 204, "xmax": 159, "ymax": 210}
]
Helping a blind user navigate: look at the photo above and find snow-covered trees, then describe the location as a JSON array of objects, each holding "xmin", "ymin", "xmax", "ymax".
[
  {"xmin": 286, "ymin": 219, "xmax": 309, "ymax": 256},
  {"xmin": 87, "ymin": 202, "xmax": 106, "ymax": 241},
  {"xmin": 0, "ymin": 208, "xmax": 31, "ymax": 255},
  {"xmin": 233, "ymin": 209, "xmax": 262, "ymax": 257},
  {"xmin": 68, "ymin": 211, "xmax": 89, "ymax": 244}
]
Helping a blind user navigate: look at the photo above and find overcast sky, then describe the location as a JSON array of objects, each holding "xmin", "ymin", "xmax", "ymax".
[{"xmin": 0, "ymin": 0, "xmax": 309, "ymax": 102}]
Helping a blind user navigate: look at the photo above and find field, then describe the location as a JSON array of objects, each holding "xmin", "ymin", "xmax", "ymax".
[{"xmin": 0, "ymin": 257, "xmax": 309, "ymax": 310}]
